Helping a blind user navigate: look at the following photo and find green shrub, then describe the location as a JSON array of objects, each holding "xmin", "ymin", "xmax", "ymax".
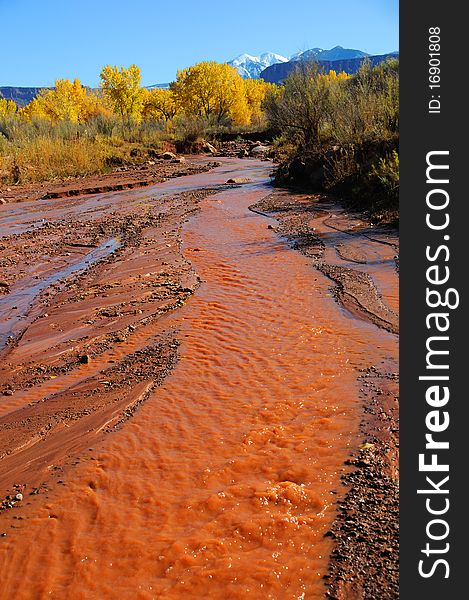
[
  {"xmin": 266, "ymin": 58, "xmax": 399, "ymax": 219},
  {"xmin": 353, "ymin": 150, "xmax": 399, "ymax": 222}
]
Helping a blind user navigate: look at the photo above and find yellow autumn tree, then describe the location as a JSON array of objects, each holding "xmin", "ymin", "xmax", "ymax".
[
  {"xmin": 20, "ymin": 79, "xmax": 104, "ymax": 123},
  {"xmin": 321, "ymin": 69, "xmax": 351, "ymax": 82},
  {"xmin": 172, "ymin": 61, "xmax": 250, "ymax": 125},
  {"xmin": 243, "ymin": 79, "xmax": 279, "ymax": 125},
  {"xmin": 0, "ymin": 98, "xmax": 17, "ymax": 117},
  {"xmin": 142, "ymin": 88, "xmax": 178, "ymax": 122},
  {"xmin": 100, "ymin": 64, "xmax": 144, "ymax": 124}
]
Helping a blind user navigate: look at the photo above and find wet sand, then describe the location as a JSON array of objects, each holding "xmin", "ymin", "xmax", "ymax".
[
  {"xmin": 0, "ymin": 158, "xmax": 219, "ymax": 204},
  {"xmin": 0, "ymin": 159, "xmax": 398, "ymax": 598}
]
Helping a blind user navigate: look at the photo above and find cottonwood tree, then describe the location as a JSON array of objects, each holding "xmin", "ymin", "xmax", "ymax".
[
  {"xmin": 0, "ymin": 97, "xmax": 17, "ymax": 117},
  {"xmin": 100, "ymin": 64, "xmax": 144, "ymax": 125},
  {"xmin": 172, "ymin": 61, "xmax": 250, "ymax": 125},
  {"xmin": 20, "ymin": 79, "xmax": 104, "ymax": 123},
  {"xmin": 142, "ymin": 88, "xmax": 178, "ymax": 122},
  {"xmin": 243, "ymin": 78, "xmax": 278, "ymax": 127}
]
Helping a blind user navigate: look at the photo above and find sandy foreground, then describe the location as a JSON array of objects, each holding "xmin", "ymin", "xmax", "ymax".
[{"xmin": 0, "ymin": 158, "xmax": 398, "ymax": 599}]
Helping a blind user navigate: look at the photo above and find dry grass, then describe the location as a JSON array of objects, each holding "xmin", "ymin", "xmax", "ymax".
[
  {"xmin": 0, "ymin": 117, "xmax": 168, "ymax": 184},
  {"xmin": 0, "ymin": 137, "xmax": 106, "ymax": 183}
]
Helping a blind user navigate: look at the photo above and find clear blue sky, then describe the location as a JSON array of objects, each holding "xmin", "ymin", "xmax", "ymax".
[{"xmin": 1, "ymin": 0, "xmax": 398, "ymax": 87}]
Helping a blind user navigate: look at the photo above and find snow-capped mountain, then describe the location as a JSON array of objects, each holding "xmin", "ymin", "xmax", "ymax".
[
  {"xmin": 229, "ymin": 47, "xmax": 370, "ymax": 78},
  {"xmin": 228, "ymin": 52, "xmax": 289, "ymax": 79},
  {"xmin": 290, "ymin": 46, "xmax": 369, "ymax": 62}
]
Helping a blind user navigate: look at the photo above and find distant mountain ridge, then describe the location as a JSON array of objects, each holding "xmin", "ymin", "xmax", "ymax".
[
  {"xmin": 260, "ymin": 52, "xmax": 399, "ymax": 84},
  {"xmin": 0, "ymin": 86, "xmax": 47, "ymax": 107},
  {"xmin": 2, "ymin": 47, "xmax": 398, "ymax": 107},
  {"xmin": 227, "ymin": 46, "xmax": 370, "ymax": 79},
  {"xmin": 290, "ymin": 46, "xmax": 369, "ymax": 62},
  {"xmin": 0, "ymin": 84, "xmax": 170, "ymax": 107}
]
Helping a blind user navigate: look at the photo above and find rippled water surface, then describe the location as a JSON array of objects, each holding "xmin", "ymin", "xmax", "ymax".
[{"xmin": 0, "ymin": 161, "xmax": 397, "ymax": 599}]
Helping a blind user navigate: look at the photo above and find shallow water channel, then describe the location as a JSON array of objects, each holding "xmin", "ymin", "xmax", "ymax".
[{"xmin": 0, "ymin": 160, "xmax": 397, "ymax": 598}]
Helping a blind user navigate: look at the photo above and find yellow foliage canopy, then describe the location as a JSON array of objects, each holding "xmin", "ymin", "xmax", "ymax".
[
  {"xmin": 172, "ymin": 61, "xmax": 250, "ymax": 125},
  {"xmin": 142, "ymin": 88, "xmax": 178, "ymax": 122},
  {"xmin": 321, "ymin": 69, "xmax": 351, "ymax": 81},
  {"xmin": 100, "ymin": 64, "xmax": 144, "ymax": 123},
  {"xmin": 11, "ymin": 62, "xmax": 280, "ymax": 129},
  {"xmin": 244, "ymin": 79, "xmax": 277, "ymax": 124},
  {"xmin": 20, "ymin": 79, "xmax": 105, "ymax": 123},
  {"xmin": 0, "ymin": 98, "xmax": 17, "ymax": 117}
]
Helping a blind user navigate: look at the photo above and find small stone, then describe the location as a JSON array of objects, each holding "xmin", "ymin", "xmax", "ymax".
[
  {"xmin": 79, "ymin": 354, "xmax": 91, "ymax": 364},
  {"xmin": 226, "ymin": 178, "xmax": 251, "ymax": 184},
  {"xmin": 15, "ymin": 493, "xmax": 23, "ymax": 502},
  {"xmin": 0, "ymin": 198, "xmax": 6, "ymax": 205},
  {"xmin": 202, "ymin": 142, "xmax": 217, "ymax": 154},
  {"xmin": 250, "ymin": 144, "xmax": 272, "ymax": 157}
]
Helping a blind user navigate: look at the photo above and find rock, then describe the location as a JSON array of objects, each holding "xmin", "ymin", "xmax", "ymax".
[
  {"xmin": 0, "ymin": 198, "xmax": 7, "ymax": 205},
  {"xmin": 0, "ymin": 280, "xmax": 9, "ymax": 288},
  {"xmin": 79, "ymin": 354, "xmax": 91, "ymax": 365},
  {"xmin": 3, "ymin": 390, "xmax": 13, "ymax": 396},
  {"xmin": 173, "ymin": 157, "xmax": 185, "ymax": 163},
  {"xmin": 14, "ymin": 493, "xmax": 23, "ymax": 502},
  {"xmin": 162, "ymin": 151, "xmax": 177, "ymax": 160},
  {"xmin": 250, "ymin": 145, "xmax": 272, "ymax": 157},
  {"xmin": 237, "ymin": 149, "xmax": 248, "ymax": 158},
  {"xmin": 226, "ymin": 178, "xmax": 252, "ymax": 184},
  {"xmin": 147, "ymin": 160, "xmax": 156, "ymax": 166},
  {"xmin": 202, "ymin": 142, "xmax": 217, "ymax": 155}
]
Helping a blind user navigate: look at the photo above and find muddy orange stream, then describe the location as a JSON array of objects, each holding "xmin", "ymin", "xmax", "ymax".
[{"xmin": 0, "ymin": 161, "xmax": 397, "ymax": 598}]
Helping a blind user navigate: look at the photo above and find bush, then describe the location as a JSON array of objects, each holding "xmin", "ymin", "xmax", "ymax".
[
  {"xmin": 354, "ymin": 150, "xmax": 399, "ymax": 221},
  {"xmin": 267, "ymin": 58, "xmax": 399, "ymax": 220}
]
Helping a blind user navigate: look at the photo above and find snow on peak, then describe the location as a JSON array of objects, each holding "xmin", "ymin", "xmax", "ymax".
[{"xmin": 228, "ymin": 52, "xmax": 288, "ymax": 78}]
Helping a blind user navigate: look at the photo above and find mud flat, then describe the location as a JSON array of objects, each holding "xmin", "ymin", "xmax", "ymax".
[
  {"xmin": 0, "ymin": 157, "xmax": 220, "ymax": 204},
  {"xmin": 0, "ymin": 159, "xmax": 398, "ymax": 598}
]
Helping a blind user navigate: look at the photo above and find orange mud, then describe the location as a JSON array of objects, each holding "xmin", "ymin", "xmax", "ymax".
[{"xmin": 0, "ymin": 159, "xmax": 398, "ymax": 598}]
